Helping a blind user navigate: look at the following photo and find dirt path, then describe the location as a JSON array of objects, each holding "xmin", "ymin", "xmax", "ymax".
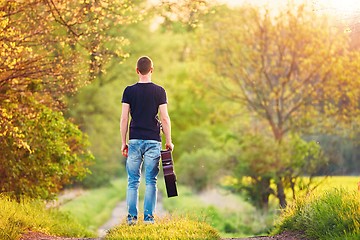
[
  {"xmin": 97, "ymin": 201, "xmax": 127, "ymax": 237},
  {"xmin": 21, "ymin": 231, "xmax": 306, "ymax": 240},
  {"xmin": 97, "ymin": 192, "xmax": 168, "ymax": 237},
  {"xmin": 224, "ymin": 231, "xmax": 307, "ymax": 240}
]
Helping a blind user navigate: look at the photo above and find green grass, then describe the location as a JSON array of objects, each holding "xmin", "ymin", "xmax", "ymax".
[
  {"xmin": 0, "ymin": 194, "xmax": 93, "ymax": 240},
  {"xmin": 105, "ymin": 215, "xmax": 220, "ymax": 240},
  {"xmin": 274, "ymin": 188, "xmax": 360, "ymax": 240},
  {"xmin": 160, "ymin": 184, "xmax": 274, "ymax": 238},
  {"xmin": 160, "ymin": 176, "xmax": 359, "ymax": 238},
  {"xmin": 60, "ymin": 178, "xmax": 127, "ymax": 232}
]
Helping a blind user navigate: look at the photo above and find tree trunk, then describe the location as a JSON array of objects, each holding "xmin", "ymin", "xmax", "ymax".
[
  {"xmin": 276, "ymin": 179, "xmax": 287, "ymax": 208},
  {"xmin": 259, "ymin": 176, "xmax": 273, "ymax": 211}
]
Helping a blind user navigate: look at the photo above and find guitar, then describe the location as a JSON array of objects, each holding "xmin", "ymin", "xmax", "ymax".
[
  {"xmin": 156, "ymin": 116, "xmax": 178, "ymax": 197},
  {"xmin": 160, "ymin": 149, "xmax": 178, "ymax": 198}
]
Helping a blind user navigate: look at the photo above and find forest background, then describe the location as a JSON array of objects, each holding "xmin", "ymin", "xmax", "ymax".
[{"xmin": 1, "ymin": 0, "xmax": 360, "ymax": 216}]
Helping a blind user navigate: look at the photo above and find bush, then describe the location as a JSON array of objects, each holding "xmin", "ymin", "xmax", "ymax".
[
  {"xmin": 0, "ymin": 99, "xmax": 93, "ymax": 200},
  {"xmin": 177, "ymin": 149, "xmax": 223, "ymax": 192},
  {"xmin": 0, "ymin": 194, "xmax": 93, "ymax": 240},
  {"xmin": 274, "ymin": 188, "xmax": 360, "ymax": 240}
]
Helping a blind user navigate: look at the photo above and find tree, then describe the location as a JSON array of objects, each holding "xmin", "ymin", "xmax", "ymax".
[
  {"xmin": 196, "ymin": 4, "xmax": 360, "ymax": 208},
  {"xmin": 0, "ymin": 94, "xmax": 93, "ymax": 200},
  {"xmin": 0, "ymin": 0, "xmax": 134, "ymax": 199},
  {"xmin": 226, "ymin": 132, "xmax": 326, "ymax": 210},
  {"xmin": 64, "ymin": 0, "xmax": 219, "ymax": 186}
]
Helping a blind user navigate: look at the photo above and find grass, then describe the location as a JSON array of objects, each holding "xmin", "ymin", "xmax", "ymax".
[
  {"xmin": 309, "ymin": 176, "xmax": 359, "ymax": 192},
  {"xmin": 160, "ymin": 184, "xmax": 274, "ymax": 238},
  {"xmin": 241, "ymin": 176, "xmax": 360, "ymax": 206},
  {"xmin": 60, "ymin": 178, "xmax": 127, "ymax": 232},
  {"xmin": 274, "ymin": 188, "xmax": 360, "ymax": 240},
  {"xmin": 105, "ymin": 215, "xmax": 220, "ymax": 240},
  {"xmin": 1, "ymin": 176, "xmax": 358, "ymax": 239},
  {"xmin": 0, "ymin": 194, "xmax": 94, "ymax": 240}
]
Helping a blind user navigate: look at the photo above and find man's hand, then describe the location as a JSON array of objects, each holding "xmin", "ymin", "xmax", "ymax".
[
  {"xmin": 121, "ymin": 144, "xmax": 128, "ymax": 157},
  {"xmin": 165, "ymin": 142, "xmax": 174, "ymax": 151}
]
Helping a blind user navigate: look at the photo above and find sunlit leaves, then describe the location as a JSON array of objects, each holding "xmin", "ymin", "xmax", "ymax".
[
  {"xmin": 197, "ymin": 3, "xmax": 356, "ymax": 139},
  {"xmin": 155, "ymin": 0, "xmax": 211, "ymax": 31},
  {"xmin": 0, "ymin": 0, "xmax": 135, "ymax": 99},
  {"xmin": 0, "ymin": 0, "xmax": 136, "ymax": 199}
]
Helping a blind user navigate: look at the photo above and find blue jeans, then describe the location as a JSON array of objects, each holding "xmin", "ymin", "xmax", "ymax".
[{"xmin": 126, "ymin": 139, "xmax": 161, "ymax": 222}]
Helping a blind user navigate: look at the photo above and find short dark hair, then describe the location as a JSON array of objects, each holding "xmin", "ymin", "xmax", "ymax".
[{"xmin": 137, "ymin": 56, "xmax": 153, "ymax": 75}]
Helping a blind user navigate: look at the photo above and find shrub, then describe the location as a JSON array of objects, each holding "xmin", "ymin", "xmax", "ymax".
[
  {"xmin": 274, "ymin": 188, "xmax": 360, "ymax": 240},
  {"xmin": 0, "ymin": 194, "xmax": 93, "ymax": 240},
  {"xmin": 177, "ymin": 149, "xmax": 223, "ymax": 192},
  {"xmin": 0, "ymin": 100, "xmax": 93, "ymax": 200}
]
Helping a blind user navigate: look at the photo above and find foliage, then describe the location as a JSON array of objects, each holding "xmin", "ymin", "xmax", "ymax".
[
  {"xmin": 0, "ymin": 194, "xmax": 94, "ymax": 240},
  {"xmin": 0, "ymin": 0, "xmax": 134, "ymax": 100},
  {"xmin": 60, "ymin": 178, "xmax": 127, "ymax": 232},
  {"xmin": 174, "ymin": 127, "xmax": 223, "ymax": 191},
  {"xmin": 77, "ymin": 159, "xmax": 113, "ymax": 189},
  {"xmin": 195, "ymin": 3, "xmax": 360, "ymax": 208},
  {"xmin": 65, "ymin": 1, "xmax": 218, "ymax": 185},
  {"xmin": 177, "ymin": 149, "xmax": 222, "ymax": 192},
  {"xmin": 0, "ymin": 0, "xmax": 135, "ymax": 198},
  {"xmin": 155, "ymin": 0, "xmax": 211, "ymax": 31},
  {"xmin": 0, "ymin": 95, "xmax": 93, "ymax": 200},
  {"xmin": 197, "ymin": 3, "xmax": 359, "ymax": 136},
  {"xmin": 227, "ymin": 132, "xmax": 326, "ymax": 209},
  {"xmin": 309, "ymin": 134, "xmax": 360, "ymax": 175},
  {"xmin": 106, "ymin": 215, "xmax": 220, "ymax": 240},
  {"xmin": 274, "ymin": 188, "xmax": 360, "ymax": 240}
]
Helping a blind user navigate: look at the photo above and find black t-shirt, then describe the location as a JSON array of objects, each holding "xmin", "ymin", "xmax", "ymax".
[{"xmin": 122, "ymin": 82, "xmax": 167, "ymax": 142}]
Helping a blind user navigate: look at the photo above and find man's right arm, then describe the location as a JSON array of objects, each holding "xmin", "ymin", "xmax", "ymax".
[
  {"xmin": 159, "ymin": 103, "xmax": 174, "ymax": 151},
  {"xmin": 120, "ymin": 103, "xmax": 130, "ymax": 156}
]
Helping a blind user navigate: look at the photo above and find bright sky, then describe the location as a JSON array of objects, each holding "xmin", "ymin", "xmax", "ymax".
[
  {"xmin": 148, "ymin": 0, "xmax": 360, "ymax": 14},
  {"xmin": 218, "ymin": 0, "xmax": 360, "ymax": 15},
  {"xmin": 217, "ymin": 0, "xmax": 289, "ymax": 7},
  {"xmin": 218, "ymin": 0, "xmax": 360, "ymax": 23},
  {"xmin": 216, "ymin": 0, "xmax": 300, "ymax": 16},
  {"xmin": 148, "ymin": 0, "xmax": 360, "ymax": 28}
]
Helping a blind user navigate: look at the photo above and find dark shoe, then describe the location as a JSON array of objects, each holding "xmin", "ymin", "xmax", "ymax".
[
  {"xmin": 127, "ymin": 214, "xmax": 137, "ymax": 225},
  {"xmin": 144, "ymin": 215, "xmax": 155, "ymax": 224}
]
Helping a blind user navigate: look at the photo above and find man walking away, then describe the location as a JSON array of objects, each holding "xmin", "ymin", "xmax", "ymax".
[{"xmin": 120, "ymin": 56, "xmax": 174, "ymax": 225}]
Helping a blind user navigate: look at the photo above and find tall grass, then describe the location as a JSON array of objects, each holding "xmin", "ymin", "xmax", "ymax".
[
  {"xmin": 0, "ymin": 195, "xmax": 93, "ymax": 240},
  {"xmin": 274, "ymin": 188, "xmax": 360, "ymax": 240},
  {"xmin": 60, "ymin": 178, "xmax": 127, "ymax": 231},
  {"xmin": 105, "ymin": 215, "xmax": 220, "ymax": 240}
]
